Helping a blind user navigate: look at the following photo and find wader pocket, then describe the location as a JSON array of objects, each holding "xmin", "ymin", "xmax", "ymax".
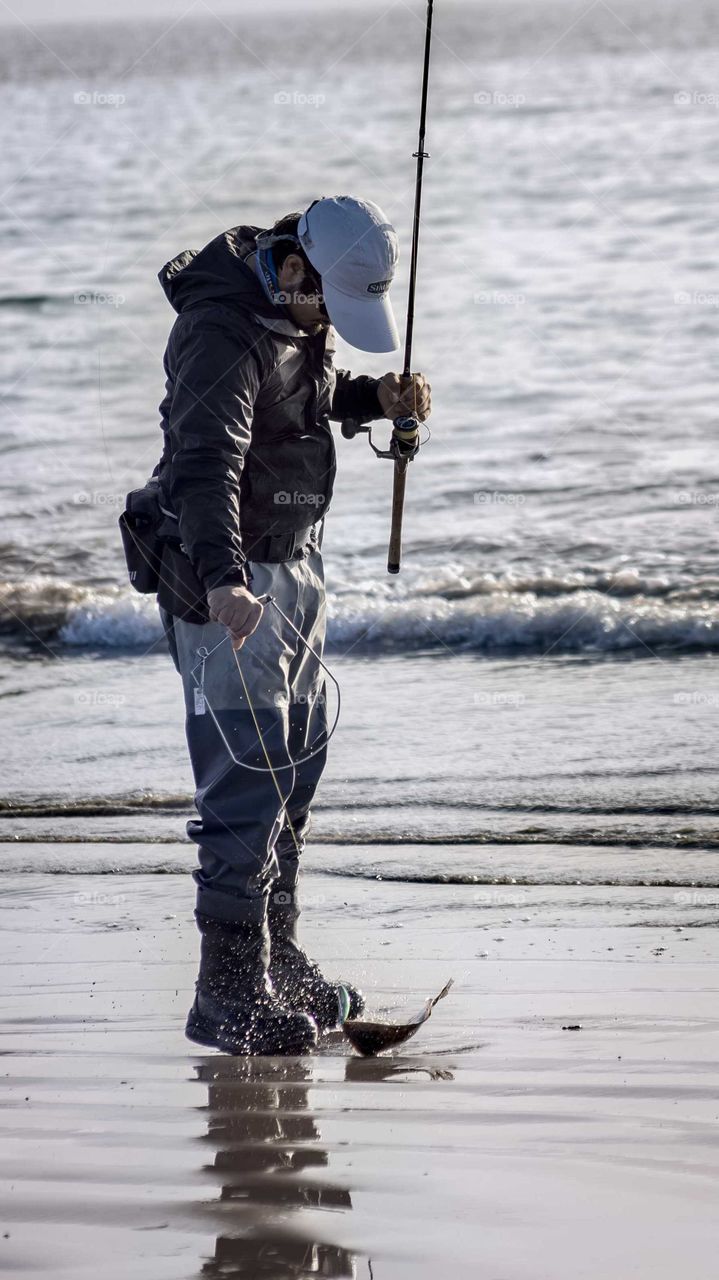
[{"xmin": 156, "ymin": 540, "xmax": 210, "ymax": 625}]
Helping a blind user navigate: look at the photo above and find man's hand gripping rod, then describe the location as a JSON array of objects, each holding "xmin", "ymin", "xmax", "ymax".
[{"xmin": 341, "ymin": 0, "xmax": 435, "ymax": 574}]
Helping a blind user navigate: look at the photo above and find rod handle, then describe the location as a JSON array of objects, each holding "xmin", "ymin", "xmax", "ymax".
[{"xmin": 387, "ymin": 459, "xmax": 409, "ymax": 574}]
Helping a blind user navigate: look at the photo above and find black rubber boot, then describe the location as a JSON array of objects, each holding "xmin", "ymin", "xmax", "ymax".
[
  {"xmin": 268, "ymin": 892, "xmax": 365, "ymax": 1032},
  {"xmin": 186, "ymin": 913, "xmax": 318, "ymax": 1056}
]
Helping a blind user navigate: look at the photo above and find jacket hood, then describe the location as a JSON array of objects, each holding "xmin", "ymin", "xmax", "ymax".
[{"xmin": 159, "ymin": 225, "xmax": 279, "ymax": 319}]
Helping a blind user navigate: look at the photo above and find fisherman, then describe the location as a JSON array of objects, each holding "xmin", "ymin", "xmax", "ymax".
[{"xmin": 155, "ymin": 196, "xmax": 431, "ymax": 1055}]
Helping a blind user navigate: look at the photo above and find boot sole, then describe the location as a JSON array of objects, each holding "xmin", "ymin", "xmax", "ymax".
[{"xmin": 186, "ymin": 1010, "xmax": 316, "ymax": 1057}]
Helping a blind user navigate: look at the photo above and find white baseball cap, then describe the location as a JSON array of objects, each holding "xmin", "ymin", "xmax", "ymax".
[{"xmin": 297, "ymin": 196, "xmax": 400, "ymax": 352}]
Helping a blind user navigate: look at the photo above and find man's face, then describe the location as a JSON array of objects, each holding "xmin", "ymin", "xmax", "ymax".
[{"xmin": 277, "ymin": 252, "xmax": 330, "ymax": 334}]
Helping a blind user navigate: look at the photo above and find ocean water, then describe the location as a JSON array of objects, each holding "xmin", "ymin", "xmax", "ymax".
[{"xmin": 0, "ymin": 0, "xmax": 718, "ymax": 883}]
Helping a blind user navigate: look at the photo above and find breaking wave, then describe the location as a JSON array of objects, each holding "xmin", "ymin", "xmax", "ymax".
[{"xmin": 2, "ymin": 569, "xmax": 719, "ymax": 656}]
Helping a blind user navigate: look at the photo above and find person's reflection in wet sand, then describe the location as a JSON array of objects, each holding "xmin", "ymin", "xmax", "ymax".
[{"xmin": 195, "ymin": 1056, "xmax": 357, "ymax": 1279}]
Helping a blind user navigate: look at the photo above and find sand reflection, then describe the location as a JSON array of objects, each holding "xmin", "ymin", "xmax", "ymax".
[{"xmin": 195, "ymin": 1057, "xmax": 357, "ymax": 1278}]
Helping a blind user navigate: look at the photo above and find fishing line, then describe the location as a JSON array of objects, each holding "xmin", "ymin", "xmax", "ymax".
[
  {"xmin": 122, "ymin": 514, "xmax": 341, "ymax": 775},
  {"xmin": 189, "ymin": 592, "xmax": 341, "ymax": 775},
  {"xmin": 231, "ymin": 648, "xmax": 303, "ymax": 859},
  {"xmin": 338, "ymin": 0, "xmax": 436, "ymax": 574},
  {"xmin": 190, "ymin": 594, "xmax": 341, "ymax": 864}
]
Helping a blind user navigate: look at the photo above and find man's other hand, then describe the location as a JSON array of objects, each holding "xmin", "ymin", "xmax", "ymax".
[
  {"xmin": 206, "ymin": 585, "xmax": 263, "ymax": 650},
  {"xmin": 378, "ymin": 371, "xmax": 431, "ymax": 422}
]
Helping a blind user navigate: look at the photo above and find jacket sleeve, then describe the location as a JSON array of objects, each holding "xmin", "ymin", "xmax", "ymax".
[
  {"xmin": 165, "ymin": 318, "xmax": 263, "ymax": 592},
  {"xmin": 330, "ymin": 369, "xmax": 384, "ymax": 424}
]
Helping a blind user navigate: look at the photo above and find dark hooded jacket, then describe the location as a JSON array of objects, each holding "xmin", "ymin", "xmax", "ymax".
[{"xmin": 156, "ymin": 225, "xmax": 384, "ymax": 592}]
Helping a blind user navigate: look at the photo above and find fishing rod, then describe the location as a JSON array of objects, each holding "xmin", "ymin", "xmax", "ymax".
[{"xmin": 342, "ymin": 0, "xmax": 435, "ymax": 574}]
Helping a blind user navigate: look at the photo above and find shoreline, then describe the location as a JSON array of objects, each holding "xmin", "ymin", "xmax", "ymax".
[{"xmin": 2, "ymin": 866, "xmax": 719, "ymax": 1278}]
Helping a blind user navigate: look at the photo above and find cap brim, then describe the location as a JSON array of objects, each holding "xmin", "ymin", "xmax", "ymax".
[{"xmin": 323, "ymin": 280, "xmax": 399, "ymax": 353}]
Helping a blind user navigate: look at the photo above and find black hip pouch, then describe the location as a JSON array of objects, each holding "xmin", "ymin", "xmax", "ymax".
[
  {"xmin": 119, "ymin": 483, "xmax": 164, "ymax": 594},
  {"xmin": 120, "ymin": 478, "xmax": 239, "ymax": 625},
  {"xmin": 156, "ymin": 540, "xmax": 210, "ymax": 625}
]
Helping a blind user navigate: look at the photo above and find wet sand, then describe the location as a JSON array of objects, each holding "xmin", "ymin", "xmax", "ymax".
[{"xmin": 2, "ymin": 862, "xmax": 719, "ymax": 1279}]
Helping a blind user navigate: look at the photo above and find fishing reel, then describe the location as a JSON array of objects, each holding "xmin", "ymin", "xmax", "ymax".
[
  {"xmin": 341, "ymin": 414, "xmax": 421, "ymax": 462},
  {"xmin": 342, "ymin": 414, "xmax": 423, "ymax": 574}
]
